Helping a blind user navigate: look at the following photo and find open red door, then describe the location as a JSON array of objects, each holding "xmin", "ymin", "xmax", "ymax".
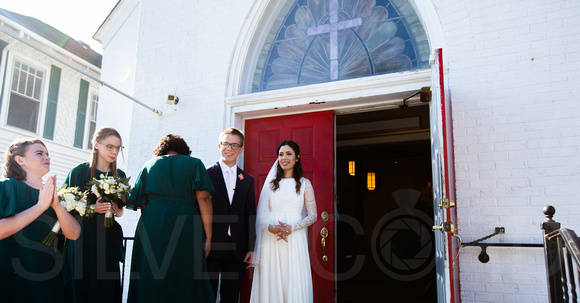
[
  {"xmin": 431, "ymin": 48, "xmax": 460, "ymax": 302},
  {"xmin": 241, "ymin": 110, "xmax": 335, "ymax": 302}
]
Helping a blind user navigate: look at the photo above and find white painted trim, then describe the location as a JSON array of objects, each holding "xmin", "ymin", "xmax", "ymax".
[
  {"xmin": 408, "ymin": 0, "xmax": 447, "ymax": 52},
  {"xmin": 82, "ymin": 88, "xmax": 99, "ymax": 150},
  {"xmin": 93, "ymin": 0, "xmax": 140, "ymax": 50},
  {"xmin": 227, "ymin": 69, "xmax": 431, "ymax": 120},
  {"xmin": 0, "ymin": 51, "xmax": 51, "ymax": 137},
  {"xmin": 226, "ymin": 0, "xmax": 288, "ymax": 97}
]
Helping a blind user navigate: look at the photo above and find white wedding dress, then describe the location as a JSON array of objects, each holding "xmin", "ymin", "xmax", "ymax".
[{"xmin": 250, "ymin": 177, "xmax": 317, "ymax": 303}]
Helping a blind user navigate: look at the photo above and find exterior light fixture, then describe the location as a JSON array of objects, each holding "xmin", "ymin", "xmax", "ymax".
[
  {"xmin": 166, "ymin": 94, "xmax": 179, "ymax": 105},
  {"xmin": 367, "ymin": 172, "xmax": 376, "ymax": 190},
  {"xmin": 349, "ymin": 161, "xmax": 355, "ymax": 176}
]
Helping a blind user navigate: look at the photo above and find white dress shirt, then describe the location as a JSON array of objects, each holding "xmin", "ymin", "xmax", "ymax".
[{"xmin": 219, "ymin": 161, "xmax": 237, "ymax": 204}]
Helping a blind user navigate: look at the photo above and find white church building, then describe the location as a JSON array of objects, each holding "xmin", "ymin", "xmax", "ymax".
[{"xmin": 94, "ymin": 0, "xmax": 580, "ymax": 302}]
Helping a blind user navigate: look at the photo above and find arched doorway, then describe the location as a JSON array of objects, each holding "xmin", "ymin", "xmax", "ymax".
[{"xmin": 228, "ymin": 1, "xmax": 458, "ymax": 302}]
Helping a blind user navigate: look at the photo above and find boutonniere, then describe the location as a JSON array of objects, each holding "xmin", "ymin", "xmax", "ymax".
[{"xmin": 238, "ymin": 174, "xmax": 244, "ymax": 181}]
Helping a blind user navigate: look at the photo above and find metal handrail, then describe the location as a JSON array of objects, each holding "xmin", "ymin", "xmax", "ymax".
[
  {"xmin": 121, "ymin": 237, "xmax": 134, "ymax": 291},
  {"xmin": 542, "ymin": 206, "xmax": 580, "ymax": 303},
  {"xmin": 462, "ymin": 242, "xmax": 543, "ymax": 263},
  {"xmin": 547, "ymin": 229, "xmax": 580, "ymax": 268}
]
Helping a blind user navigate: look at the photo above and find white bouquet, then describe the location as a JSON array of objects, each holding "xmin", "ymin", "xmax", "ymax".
[
  {"xmin": 42, "ymin": 185, "xmax": 93, "ymax": 245},
  {"xmin": 89, "ymin": 174, "xmax": 131, "ymax": 227}
]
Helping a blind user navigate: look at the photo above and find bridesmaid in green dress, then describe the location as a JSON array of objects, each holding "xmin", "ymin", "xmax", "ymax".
[
  {"xmin": 126, "ymin": 134, "xmax": 215, "ymax": 303},
  {"xmin": 0, "ymin": 138, "xmax": 81, "ymax": 303},
  {"xmin": 63, "ymin": 127, "xmax": 126, "ymax": 303}
]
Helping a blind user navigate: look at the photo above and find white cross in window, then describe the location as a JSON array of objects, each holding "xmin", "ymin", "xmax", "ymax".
[{"xmin": 307, "ymin": 0, "xmax": 363, "ymax": 80}]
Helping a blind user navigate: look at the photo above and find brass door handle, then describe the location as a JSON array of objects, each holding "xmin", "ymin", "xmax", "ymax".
[
  {"xmin": 433, "ymin": 221, "xmax": 456, "ymax": 234},
  {"xmin": 320, "ymin": 226, "xmax": 328, "ymax": 262}
]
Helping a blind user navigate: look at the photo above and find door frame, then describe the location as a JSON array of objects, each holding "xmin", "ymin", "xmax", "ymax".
[{"xmin": 225, "ymin": 68, "xmax": 459, "ymax": 302}]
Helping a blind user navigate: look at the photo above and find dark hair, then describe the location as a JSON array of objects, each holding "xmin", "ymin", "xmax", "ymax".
[
  {"xmin": 153, "ymin": 134, "xmax": 191, "ymax": 156},
  {"xmin": 270, "ymin": 140, "xmax": 302, "ymax": 193},
  {"xmin": 3, "ymin": 138, "xmax": 47, "ymax": 180},
  {"xmin": 90, "ymin": 127, "xmax": 122, "ymax": 179},
  {"xmin": 219, "ymin": 127, "xmax": 245, "ymax": 146}
]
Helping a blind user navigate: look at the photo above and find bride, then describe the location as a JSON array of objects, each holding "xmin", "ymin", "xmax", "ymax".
[{"xmin": 250, "ymin": 140, "xmax": 317, "ymax": 303}]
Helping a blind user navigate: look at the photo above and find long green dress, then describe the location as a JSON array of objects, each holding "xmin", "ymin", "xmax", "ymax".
[
  {"xmin": 0, "ymin": 178, "xmax": 64, "ymax": 303},
  {"xmin": 63, "ymin": 162, "xmax": 125, "ymax": 303},
  {"xmin": 126, "ymin": 155, "xmax": 215, "ymax": 303}
]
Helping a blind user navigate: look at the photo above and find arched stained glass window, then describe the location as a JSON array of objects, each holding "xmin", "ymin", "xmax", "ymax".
[{"xmin": 252, "ymin": 0, "xmax": 430, "ymax": 93}]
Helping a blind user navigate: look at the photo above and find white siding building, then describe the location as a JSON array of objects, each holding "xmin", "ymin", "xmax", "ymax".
[
  {"xmin": 95, "ymin": 0, "xmax": 580, "ymax": 302},
  {"xmin": 0, "ymin": 8, "xmax": 105, "ymax": 182}
]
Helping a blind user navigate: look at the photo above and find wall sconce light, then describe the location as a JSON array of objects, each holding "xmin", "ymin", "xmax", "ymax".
[
  {"xmin": 367, "ymin": 172, "xmax": 376, "ymax": 190},
  {"xmin": 349, "ymin": 161, "xmax": 355, "ymax": 176},
  {"xmin": 166, "ymin": 94, "xmax": 179, "ymax": 105}
]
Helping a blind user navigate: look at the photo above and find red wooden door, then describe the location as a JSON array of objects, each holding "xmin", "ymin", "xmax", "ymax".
[
  {"xmin": 242, "ymin": 110, "xmax": 335, "ymax": 302},
  {"xmin": 431, "ymin": 48, "xmax": 459, "ymax": 302}
]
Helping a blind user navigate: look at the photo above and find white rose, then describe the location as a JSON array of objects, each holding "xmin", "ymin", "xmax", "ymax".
[
  {"xmin": 62, "ymin": 201, "xmax": 73, "ymax": 212},
  {"xmin": 63, "ymin": 194, "xmax": 76, "ymax": 211},
  {"xmin": 76, "ymin": 203, "xmax": 86, "ymax": 216},
  {"xmin": 91, "ymin": 185, "xmax": 101, "ymax": 198}
]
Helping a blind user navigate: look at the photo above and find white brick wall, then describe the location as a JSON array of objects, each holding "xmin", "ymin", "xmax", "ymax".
[
  {"xmin": 442, "ymin": 0, "xmax": 580, "ymax": 301},
  {"xmin": 98, "ymin": 0, "xmax": 580, "ymax": 302},
  {"xmin": 111, "ymin": 0, "xmax": 251, "ymax": 175}
]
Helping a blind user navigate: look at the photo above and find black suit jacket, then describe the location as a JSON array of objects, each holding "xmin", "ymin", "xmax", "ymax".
[{"xmin": 207, "ymin": 162, "xmax": 256, "ymax": 260}]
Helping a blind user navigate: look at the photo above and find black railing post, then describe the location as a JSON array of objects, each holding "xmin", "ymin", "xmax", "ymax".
[
  {"xmin": 121, "ymin": 237, "xmax": 128, "ymax": 291},
  {"xmin": 541, "ymin": 205, "xmax": 563, "ymax": 302}
]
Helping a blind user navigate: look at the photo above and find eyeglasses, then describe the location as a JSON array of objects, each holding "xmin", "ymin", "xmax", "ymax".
[
  {"xmin": 98, "ymin": 142, "xmax": 124, "ymax": 152},
  {"xmin": 220, "ymin": 142, "xmax": 242, "ymax": 150}
]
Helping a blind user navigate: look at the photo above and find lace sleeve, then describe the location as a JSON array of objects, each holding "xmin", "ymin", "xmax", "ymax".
[{"xmin": 292, "ymin": 179, "xmax": 317, "ymax": 231}]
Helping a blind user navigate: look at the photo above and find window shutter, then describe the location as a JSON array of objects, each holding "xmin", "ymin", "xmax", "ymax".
[
  {"xmin": 0, "ymin": 39, "xmax": 8, "ymax": 111},
  {"xmin": 0, "ymin": 39, "xmax": 7, "ymax": 61},
  {"xmin": 74, "ymin": 79, "xmax": 89, "ymax": 148},
  {"xmin": 43, "ymin": 65, "xmax": 61, "ymax": 140}
]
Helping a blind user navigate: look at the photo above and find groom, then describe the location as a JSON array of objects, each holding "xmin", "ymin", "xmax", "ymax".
[{"xmin": 206, "ymin": 127, "xmax": 256, "ymax": 303}]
